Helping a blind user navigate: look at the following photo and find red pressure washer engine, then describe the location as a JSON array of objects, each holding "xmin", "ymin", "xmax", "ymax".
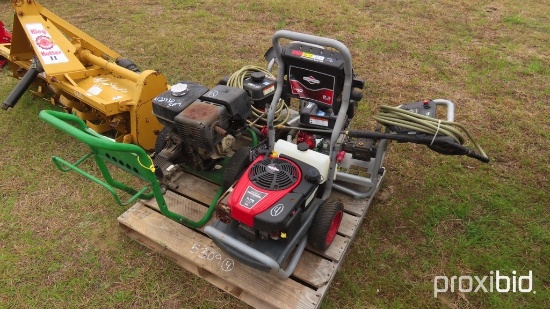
[{"xmin": 217, "ymin": 148, "xmax": 323, "ymax": 242}]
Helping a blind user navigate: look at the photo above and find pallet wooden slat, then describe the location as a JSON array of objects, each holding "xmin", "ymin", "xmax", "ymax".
[
  {"xmin": 144, "ymin": 190, "xmax": 210, "ymax": 223},
  {"xmin": 119, "ymin": 203, "xmax": 320, "ymax": 309},
  {"xmin": 118, "ymin": 172, "xmax": 384, "ymax": 308},
  {"xmin": 342, "ymin": 196, "xmax": 369, "ymax": 216},
  {"xmin": 338, "ymin": 213, "xmax": 361, "ymax": 237},
  {"xmin": 291, "ymin": 251, "xmax": 336, "ymax": 288},
  {"xmin": 167, "ymin": 171, "xmax": 220, "ymax": 205},
  {"xmin": 142, "ymin": 190, "xmax": 341, "ymax": 290},
  {"xmin": 307, "ymin": 234, "xmax": 348, "ymax": 263}
]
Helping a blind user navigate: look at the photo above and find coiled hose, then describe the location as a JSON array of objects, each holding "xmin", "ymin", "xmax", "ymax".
[
  {"xmin": 272, "ymin": 104, "xmax": 489, "ymax": 162},
  {"xmin": 373, "ymin": 105, "xmax": 487, "ymax": 159},
  {"xmin": 226, "ymin": 65, "xmax": 290, "ymax": 128}
]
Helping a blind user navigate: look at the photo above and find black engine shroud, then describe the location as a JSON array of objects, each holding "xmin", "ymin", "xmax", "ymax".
[
  {"xmin": 227, "ymin": 154, "xmax": 322, "ymax": 241},
  {"xmin": 152, "ymin": 82, "xmax": 251, "ymax": 170}
]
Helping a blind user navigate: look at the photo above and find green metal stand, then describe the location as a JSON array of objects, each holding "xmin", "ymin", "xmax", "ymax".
[{"xmin": 39, "ymin": 110, "xmax": 221, "ymax": 228}]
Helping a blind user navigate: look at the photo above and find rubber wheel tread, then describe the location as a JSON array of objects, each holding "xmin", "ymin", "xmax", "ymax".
[
  {"xmin": 308, "ymin": 200, "xmax": 344, "ymax": 251},
  {"xmin": 154, "ymin": 126, "xmax": 172, "ymax": 155},
  {"xmin": 222, "ymin": 147, "xmax": 252, "ymax": 190}
]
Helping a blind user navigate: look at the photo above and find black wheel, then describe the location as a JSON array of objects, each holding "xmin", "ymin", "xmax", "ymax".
[
  {"xmin": 308, "ymin": 199, "xmax": 344, "ymax": 251},
  {"xmin": 154, "ymin": 126, "xmax": 172, "ymax": 155},
  {"xmin": 222, "ymin": 147, "xmax": 251, "ymax": 190},
  {"xmin": 346, "ymin": 100, "xmax": 356, "ymax": 119}
]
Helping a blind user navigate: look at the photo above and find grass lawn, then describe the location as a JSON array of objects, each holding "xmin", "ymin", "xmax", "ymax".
[{"xmin": 1, "ymin": 0, "xmax": 548, "ymax": 308}]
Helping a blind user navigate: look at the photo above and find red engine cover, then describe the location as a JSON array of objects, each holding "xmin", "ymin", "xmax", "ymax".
[
  {"xmin": 228, "ymin": 155, "xmax": 301, "ymax": 227},
  {"xmin": 0, "ymin": 21, "xmax": 11, "ymax": 44}
]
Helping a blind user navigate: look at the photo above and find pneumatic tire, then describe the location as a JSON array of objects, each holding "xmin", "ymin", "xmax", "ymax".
[
  {"xmin": 222, "ymin": 147, "xmax": 252, "ymax": 190},
  {"xmin": 308, "ymin": 199, "xmax": 344, "ymax": 251},
  {"xmin": 154, "ymin": 126, "xmax": 172, "ymax": 155}
]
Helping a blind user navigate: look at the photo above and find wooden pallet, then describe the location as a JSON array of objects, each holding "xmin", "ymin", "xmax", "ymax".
[{"xmin": 118, "ymin": 171, "xmax": 382, "ymax": 309}]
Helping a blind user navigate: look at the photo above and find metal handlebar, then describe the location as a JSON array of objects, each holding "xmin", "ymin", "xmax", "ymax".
[{"xmin": 267, "ymin": 30, "xmax": 356, "ymax": 199}]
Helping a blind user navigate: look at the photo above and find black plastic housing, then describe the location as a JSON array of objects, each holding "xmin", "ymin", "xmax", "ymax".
[
  {"xmin": 243, "ymin": 73, "xmax": 277, "ymax": 109},
  {"xmin": 281, "ymin": 42, "xmax": 345, "ymax": 111},
  {"xmin": 299, "ymin": 100, "xmax": 345, "ymax": 129},
  {"xmin": 389, "ymin": 100, "xmax": 438, "ymax": 133},
  {"xmin": 200, "ymin": 85, "xmax": 251, "ymax": 122},
  {"xmin": 152, "ymin": 81, "xmax": 208, "ymax": 127},
  {"xmin": 252, "ymin": 155, "xmax": 319, "ymax": 237},
  {"xmin": 174, "ymin": 101, "xmax": 229, "ymax": 157}
]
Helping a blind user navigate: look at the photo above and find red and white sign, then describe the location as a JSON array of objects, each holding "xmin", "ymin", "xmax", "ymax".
[
  {"xmin": 25, "ymin": 23, "xmax": 68, "ymax": 65},
  {"xmin": 35, "ymin": 35, "xmax": 54, "ymax": 50}
]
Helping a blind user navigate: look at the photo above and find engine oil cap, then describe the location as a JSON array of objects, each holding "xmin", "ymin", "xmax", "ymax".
[
  {"xmin": 297, "ymin": 142, "xmax": 309, "ymax": 151},
  {"xmin": 251, "ymin": 72, "xmax": 265, "ymax": 82},
  {"xmin": 305, "ymin": 168, "xmax": 321, "ymax": 184},
  {"xmin": 171, "ymin": 83, "xmax": 188, "ymax": 97}
]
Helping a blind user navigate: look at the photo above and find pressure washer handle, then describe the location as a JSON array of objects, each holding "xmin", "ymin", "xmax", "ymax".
[
  {"xmin": 2, "ymin": 66, "xmax": 40, "ymax": 110},
  {"xmin": 466, "ymin": 151, "xmax": 490, "ymax": 163},
  {"xmin": 268, "ymin": 30, "xmax": 354, "ymax": 153},
  {"xmin": 427, "ymin": 137, "xmax": 490, "ymax": 163},
  {"xmin": 448, "ymin": 143, "xmax": 490, "ymax": 163}
]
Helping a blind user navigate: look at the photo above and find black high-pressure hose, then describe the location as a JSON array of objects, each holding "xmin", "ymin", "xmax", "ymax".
[
  {"xmin": 369, "ymin": 105, "xmax": 489, "ymax": 162},
  {"xmin": 276, "ymin": 101, "xmax": 490, "ymax": 163},
  {"xmin": 345, "ymin": 130, "xmax": 490, "ymax": 163},
  {"xmin": 277, "ymin": 124, "xmax": 489, "ymax": 163}
]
